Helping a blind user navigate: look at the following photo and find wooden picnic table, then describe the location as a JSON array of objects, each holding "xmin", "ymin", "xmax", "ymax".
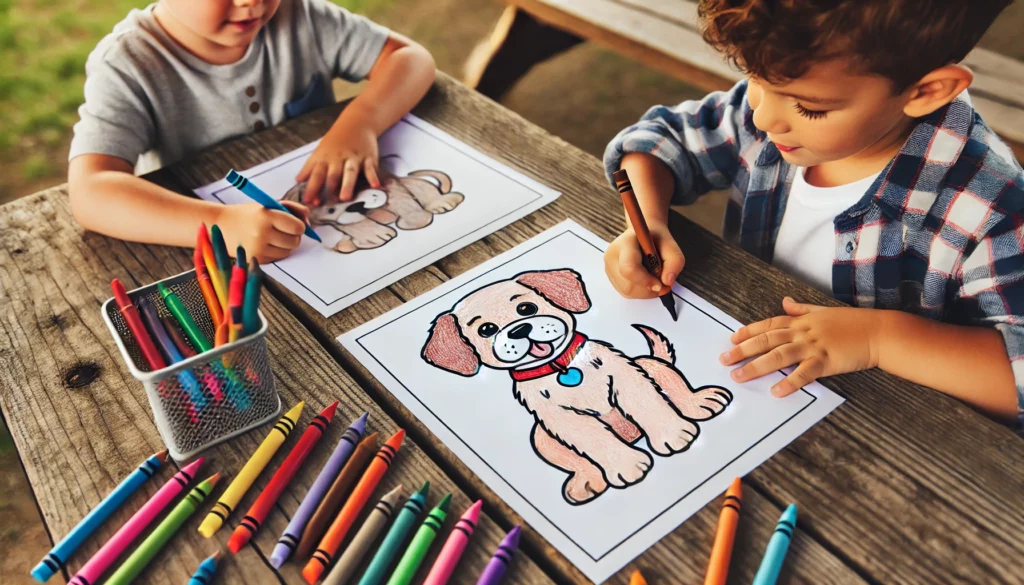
[{"xmin": 1, "ymin": 72, "xmax": 1022, "ymax": 585}]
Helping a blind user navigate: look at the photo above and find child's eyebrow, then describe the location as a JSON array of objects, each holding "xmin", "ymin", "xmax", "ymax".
[{"xmin": 775, "ymin": 91, "xmax": 846, "ymax": 105}]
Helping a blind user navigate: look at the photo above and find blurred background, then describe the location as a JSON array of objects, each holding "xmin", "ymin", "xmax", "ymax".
[{"xmin": 1, "ymin": 0, "xmax": 1021, "ymax": 582}]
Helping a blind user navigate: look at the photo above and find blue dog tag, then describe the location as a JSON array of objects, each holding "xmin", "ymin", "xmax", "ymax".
[{"xmin": 557, "ymin": 367, "xmax": 583, "ymax": 387}]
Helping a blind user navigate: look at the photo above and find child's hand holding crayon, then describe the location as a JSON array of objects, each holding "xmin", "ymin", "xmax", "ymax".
[
  {"xmin": 605, "ymin": 226, "xmax": 686, "ymax": 299},
  {"xmin": 217, "ymin": 202, "xmax": 310, "ymax": 263}
]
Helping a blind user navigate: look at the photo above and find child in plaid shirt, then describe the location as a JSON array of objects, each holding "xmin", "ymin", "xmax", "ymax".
[{"xmin": 604, "ymin": 0, "xmax": 1023, "ymax": 427}]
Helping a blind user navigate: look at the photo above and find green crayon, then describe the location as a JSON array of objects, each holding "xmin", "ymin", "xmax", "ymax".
[
  {"xmin": 385, "ymin": 493, "xmax": 451, "ymax": 585},
  {"xmin": 158, "ymin": 283, "xmax": 212, "ymax": 352},
  {"xmin": 104, "ymin": 472, "xmax": 222, "ymax": 585},
  {"xmin": 359, "ymin": 481, "xmax": 430, "ymax": 585}
]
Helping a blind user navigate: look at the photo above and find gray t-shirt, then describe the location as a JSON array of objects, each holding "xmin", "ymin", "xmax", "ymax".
[{"xmin": 69, "ymin": 0, "xmax": 389, "ymax": 172}]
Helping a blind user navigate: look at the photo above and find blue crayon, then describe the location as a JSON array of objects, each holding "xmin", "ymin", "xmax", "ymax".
[
  {"xmin": 31, "ymin": 450, "xmax": 167, "ymax": 582},
  {"xmin": 188, "ymin": 551, "xmax": 220, "ymax": 585},
  {"xmin": 358, "ymin": 481, "xmax": 430, "ymax": 585},
  {"xmin": 137, "ymin": 297, "xmax": 207, "ymax": 411},
  {"xmin": 751, "ymin": 504, "xmax": 798, "ymax": 585},
  {"xmin": 226, "ymin": 169, "xmax": 322, "ymax": 242}
]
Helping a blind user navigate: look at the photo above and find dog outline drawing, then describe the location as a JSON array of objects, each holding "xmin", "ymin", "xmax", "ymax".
[{"xmin": 421, "ymin": 268, "xmax": 733, "ymax": 505}]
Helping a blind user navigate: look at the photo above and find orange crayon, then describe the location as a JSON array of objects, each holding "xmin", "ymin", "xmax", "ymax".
[
  {"xmin": 227, "ymin": 401, "xmax": 339, "ymax": 553},
  {"xmin": 302, "ymin": 429, "xmax": 405, "ymax": 584},
  {"xmin": 703, "ymin": 477, "xmax": 743, "ymax": 585},
  {"xmin": 630, "ymin": 570, "xmax": 648, "ymax": 585}
]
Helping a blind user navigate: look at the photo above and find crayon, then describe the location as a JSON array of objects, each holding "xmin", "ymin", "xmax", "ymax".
[
  {"xmin": 422, "ymin": 500, "xmax": 483, "ymax": 585},
  {"xmin": 385, "ymin": 493, "xmax": 452, "ymax": 585},
  {"xmin": 228, "ymin": 255, "xmax": 246, "ymax": 344},
  {"xmin": 162, "ymin": 315, "xmax": 198, "ymax": 358},
  {"xmin": 303, "ymin": 429, "xmax": 406, "ymax": 584},
  {"xmin": 68, "ymin": 458, "xmax": 205, "ymax": 585},
  {"xmin": 630, "ymin": 570, "xmax": 648, "ymax": 585},
  {"xmin": 138, "ymin": 296, "xmax": 205, "ymax": 415},
  {"xmin": 215, "ymin": 320, "xmax": 229, "ymax": 347},
  {"xmin": 159, "ymin": 282, "xmax": 212, "ymax": 352},
  {"xmin": 295, "ymin": 433, "xmax": 380, "ymax": 561},
  {"xmin": 475, "ymin": 526, "xmax": 520, "ymax": 585},
  {"xmin": 31, "ymin": 450, "xmax": 167, "ymax": 583},
  {"xmin": 188, "ymin": 551, "xmax": 221, "ymax": 585},
  {"xmin": 751, "ymin": 504, "xmax": 797, "ymax": 585},
  {"xmin": 358, "ymin": 481, "xmax": 430, "ymax": 585},
  {"xmin": 227, "ymin": 401, "xmax": 339, "ymax": 553},
  {"xmin": 105, "ymin": 473, "xmax": 222, "ymax": 585},
  {"xmin": 194, "ymin": 243, "xmax": 223, "ymax": 327},
  {"xmin": 322, "ymin": 485, "xmax": 404, "ymax": 585},
  {"xmin": 198, "ymin": 402, "xmax": 305, "ymax": 538},
  {"xmin": 242, "ymin": 258, "xmax": 263, "ymax": 336},
  {"xmin": 199, "ymin": 223, "xmax": 229, "ymax": 312},
  {"xmin": 704, "ymin": 478, "xmax": 743, "ymax": 585},
  {"xmin": 210, "ymin": 224, "xmax": 232, "ymax": 288},
  {"xmin": 226, "ymin": 169, "xmax": 323, "ymax": 242},
  {"xmin": 111, "ymin": 278, "xmax": 166, "ymax": 370},
  {"xmin": 611, "ymin": 168, "xmax": 678, "ymax": 321},
  {"xmin": 271, "ymin": 412, "xmax": 369, "ymax": 567}
]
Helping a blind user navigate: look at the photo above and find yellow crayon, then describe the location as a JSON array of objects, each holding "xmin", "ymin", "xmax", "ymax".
[{"xmin": 198, "ymin": 402, "xmax": 305, "ymax": 538}]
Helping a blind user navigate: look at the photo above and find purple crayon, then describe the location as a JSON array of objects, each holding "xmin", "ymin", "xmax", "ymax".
[
  {"xmin": 270, "ymin": 412, "xmax": 369, "ymax": 567},
  {"xmin": 476, "ymin": 526, "xmax": 521, "ymax": 585}
]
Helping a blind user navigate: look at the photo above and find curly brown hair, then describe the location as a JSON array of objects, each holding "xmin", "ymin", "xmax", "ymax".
[{"xmin": 699, "ymin": 0, "xmax": 1012, "ymax": 91}]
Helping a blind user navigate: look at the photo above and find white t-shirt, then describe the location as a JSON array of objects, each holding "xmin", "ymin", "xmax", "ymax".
[{"xmin": 772, "ymin": 168, "xmax": 879, "ymax": 294}]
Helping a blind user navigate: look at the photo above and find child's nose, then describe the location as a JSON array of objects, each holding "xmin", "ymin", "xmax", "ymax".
[{"xmin": 751, "ymin": 93, "xmax": 791, "ymax": 136}]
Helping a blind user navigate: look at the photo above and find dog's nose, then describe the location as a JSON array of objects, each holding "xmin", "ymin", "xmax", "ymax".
[
  {"xmin": 347, "ymin": 201, "xmax": 367, "ymax": 214},
  {"xmin": 508, "ymin": 323, "xmax": 532, "ymax": 339}
]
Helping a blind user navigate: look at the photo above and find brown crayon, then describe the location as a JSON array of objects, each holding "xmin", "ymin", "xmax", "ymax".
[{"xmin": 294, "ymin": 432, "xmax": 379, "ymax": 560}]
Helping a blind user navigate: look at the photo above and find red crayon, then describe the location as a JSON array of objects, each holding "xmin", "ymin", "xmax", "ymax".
[
  {"xmin": 227, "ymin": 401, "xmax": 339, "ymax": 553},
  {"xmin": 111, "ymin": 279, "xmax": 166, "ymax": 371},
  {"xmin": 228, "ymin": 260, "xmax": 246, "ymax": 344}
]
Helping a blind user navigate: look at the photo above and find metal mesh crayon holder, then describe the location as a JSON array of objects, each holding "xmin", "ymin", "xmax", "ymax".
[{"xmin": 101, "ymin": 269, "xmax": 281, "ymax": 461}]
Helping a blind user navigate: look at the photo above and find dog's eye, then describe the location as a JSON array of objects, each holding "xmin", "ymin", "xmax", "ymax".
[
  {"xmin": 477, "ymin": 322, "xmax": 499, "ymax": 338},
  {"xmin": 326, "ymin": 207, "xmax": 335, "ymax": 213},
  {"xmin": 516, "ymin": 302, "xmax": 538, "ymax": 316}
]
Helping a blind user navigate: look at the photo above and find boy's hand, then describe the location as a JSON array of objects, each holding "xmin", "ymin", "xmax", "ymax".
[
  {"xmin": 720, "ymin": 297, "xmax": 882, "ymax": 396},
  {"xmin": 217, "ymin": 201, "xmax": 310, "ymax": 263},
  {"xmin": 604, "ymin": 225, "xmax": 685, "ymax": 299},
  {"xmin": 296, "ymin": 116, "xmax": 381, "ymax": 206}
]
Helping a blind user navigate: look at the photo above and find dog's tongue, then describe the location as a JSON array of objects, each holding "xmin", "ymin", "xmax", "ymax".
[{"xmin": 529, "ymin": 341, "xmax": 553, "ymax": 358}]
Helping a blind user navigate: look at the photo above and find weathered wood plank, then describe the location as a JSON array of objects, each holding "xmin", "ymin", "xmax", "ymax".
[
  {"xmin": 161, "ymin": 73, "xmax": 869, "ymax": 584},
  {"xmin": 0, "ymin": 186, "xmax": 552, "ymax": 585}
]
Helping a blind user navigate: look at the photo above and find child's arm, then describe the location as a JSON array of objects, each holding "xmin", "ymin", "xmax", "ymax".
[
  {"xmin": 721, "ymin": 298, "xmax": 1018, "ymax": 421},
  {"xmin": 69, "ymin": 154, "xmax": 310, "ymax": 262},
  {"xmin": 296, "ymin": 33, "xmax": 435, "ymax": 204},
  {"xmin": 603, "ymin": 81, "xmax": 757, "ymax": 299}
]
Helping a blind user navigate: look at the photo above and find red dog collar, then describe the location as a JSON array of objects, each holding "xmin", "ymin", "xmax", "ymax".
[{"xmin": 509, "ymin": 332, "xmax": 588, "ymax": 382}]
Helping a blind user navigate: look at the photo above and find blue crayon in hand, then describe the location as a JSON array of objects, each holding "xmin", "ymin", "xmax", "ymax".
[
  {"xmin": 752, "ymin": 503, "xmax": 798, "ymax": 585},
  {"xmin": 188, "ymin": 551, "xmax": 220, "ymax": 585},
  {"xmin": 226, "ymin": 169, "xmax": 322, "ymax": 242},
  {"xmin": 31, "ymin": 450, "xmax": 167, "ymax": 582}
]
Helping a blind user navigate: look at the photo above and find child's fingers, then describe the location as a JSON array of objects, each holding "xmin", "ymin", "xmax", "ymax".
[
  {"xmin": 782, "ymin": 296, "xmax": 824, "ymax": 316},
  {"xmin": 296, "ymin": 159, "xmax": 314, "ymax": 182},
  {"xmin": 659, "ymin": 246, "xmax": 685, "ymax": 288},
  {"xmin": 619, "ymin": 242, "xmax": 663, "ymax": 292},
  {"xmin": 364, "ymin": 157, "xmax": 381, "ymax": 189},
  {"xmin": 730, "ymin": 315, "xmax": 793, "ymax": 344},
  {"xmin": 730, "ymin": 341, "xmax": 805, "ymax": 383},
  {"xmin": 720, "ymin": 329, "xmax": 794, "ymax": 365},
  {"xmin": 279, "ymin": 200, "xmax": 310, "ymax": 224},
  {"xmin": 339, "ymin": 158, "xmax": 361, "ymax": 201},
  {"xmin": 265, "ymin": 228, "xmax": 302, "ymax": 250},
  {"xmin": 771, "ymin": 357, "xmax": 825, "ymax": 396},
  {"xmin": 323, "ymin": 162, "xmax": 344, "ymax": 201},
  {"xmin": 304, "ymin": 166, "xmax": 327, "ymax": 207}
]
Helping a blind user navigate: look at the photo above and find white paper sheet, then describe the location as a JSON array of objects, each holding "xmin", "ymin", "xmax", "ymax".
[
  {"xmin": 194, "ymin": 115, "xmax": 561, "ymax": 317},
  {"xmin": 340, "ymin": 220, "xmax": 844, "ymax": 583}
]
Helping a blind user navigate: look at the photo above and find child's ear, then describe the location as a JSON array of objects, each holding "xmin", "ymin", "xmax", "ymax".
[{"xmin": 902, "ymin": 64, "xmax": 974, "ymax": 118}]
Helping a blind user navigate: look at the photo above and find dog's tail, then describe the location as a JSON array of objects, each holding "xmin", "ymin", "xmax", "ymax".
[{"xmin": 633, "ymin": 324, "xmax": 675, "ymax": 364}]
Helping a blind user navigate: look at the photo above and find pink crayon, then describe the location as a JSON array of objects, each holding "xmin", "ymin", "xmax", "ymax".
[
  {"xmin": 422, "ymin": 500, "xmax": 484, "ymax": 585},
  {"xmin": 68, "ymin": 458, "xmax": 204, "ymax": 585}
]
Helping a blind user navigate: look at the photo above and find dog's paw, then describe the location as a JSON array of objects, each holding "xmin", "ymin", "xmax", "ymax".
[
  {"xmin": 563, "ymin": 469, "xmax": 608, "ymax": 505},
  {"xmin": 425, "ymin": 193, "xmax": 464, "ymax": 214},
  {"xmin": 646, "ymin": 418, "xmax": 699, "ymax": 455},
  {"xmin": 353, "ymin": 224, "xmax": 397, "ymax": 248},
  {"xmin": 603, "ymin": 449, "xmax": 653, "ymax": 488},
  {"xmin": 333, "ymin": 238, "xmax": 357, "ymax": 254},
  {"xmin": 688, "ymin": 387, "xmax": 733, "ymax": 420}
]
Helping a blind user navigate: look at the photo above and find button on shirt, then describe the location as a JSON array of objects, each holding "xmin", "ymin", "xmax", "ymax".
[{"xmin": 773, "ymin": 168, "xmax": 881, "ymax": 294}]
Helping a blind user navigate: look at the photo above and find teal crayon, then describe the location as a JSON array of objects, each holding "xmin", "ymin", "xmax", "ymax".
[
  {"xmin": 242, "ymin": 258, "xmax": 263, "ymax": 336},
  {"xmin": 210, "ymin": 224, "xmax": 232, "ymax": 285},
  {"xmin": 226, "ymin": 169, "xmax": 322, "ymax": 242},
  {"xmin": 751, "ymin": 504, "xmax": 798, "ymax": 585},
  {"xmin": 385, "ymin": 493, "xmax": 452, "ymax": 585},
  {"xmin": 358, "ymin": 481, "xmax": 430, "ymax": 585},
  {"xmin": 188, "ymin": 551, "xmax": 220, "ymax": 585}
]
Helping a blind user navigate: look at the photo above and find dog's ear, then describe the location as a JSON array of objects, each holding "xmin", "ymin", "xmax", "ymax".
[
  {"xmin": 422, "ymin": 312, "xmax": 480, "ymax": 377},
  {"xmin": 283, "ymin": 181, "xmax": 307, "ymax": 203},
  {"xmin": 516, "ymin": 269, "xmax": 591, "ymax": 313}
]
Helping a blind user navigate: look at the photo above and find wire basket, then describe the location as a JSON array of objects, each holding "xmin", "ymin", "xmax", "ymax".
[{"xmin": 101, "ymin": 269, "xmax": 281, "ymax": 461}]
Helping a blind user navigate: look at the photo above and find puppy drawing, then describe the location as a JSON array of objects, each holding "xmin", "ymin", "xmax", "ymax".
[
  {"xmin": 283, "ymin": 160, "xmax": 465, "ymax": 253},
  {"xmin": 422, "ymin": 269, "xmax": 733, "ymax": 505}
]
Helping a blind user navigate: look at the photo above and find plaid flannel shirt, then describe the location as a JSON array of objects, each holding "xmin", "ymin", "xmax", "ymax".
[{"xmin": 604, "ymin": 80, "xmax": 1024, "ymax": 430}]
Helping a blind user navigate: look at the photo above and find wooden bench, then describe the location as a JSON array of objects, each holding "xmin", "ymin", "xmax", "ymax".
[{"xmin": 465, "ymin": 0, "xmax": 1024, "ymax": 159}]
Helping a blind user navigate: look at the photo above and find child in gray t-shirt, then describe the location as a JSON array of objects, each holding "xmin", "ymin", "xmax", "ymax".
[{"xmin": 68, "ymin": 0, "xmax": 435, "ymax": 262}]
